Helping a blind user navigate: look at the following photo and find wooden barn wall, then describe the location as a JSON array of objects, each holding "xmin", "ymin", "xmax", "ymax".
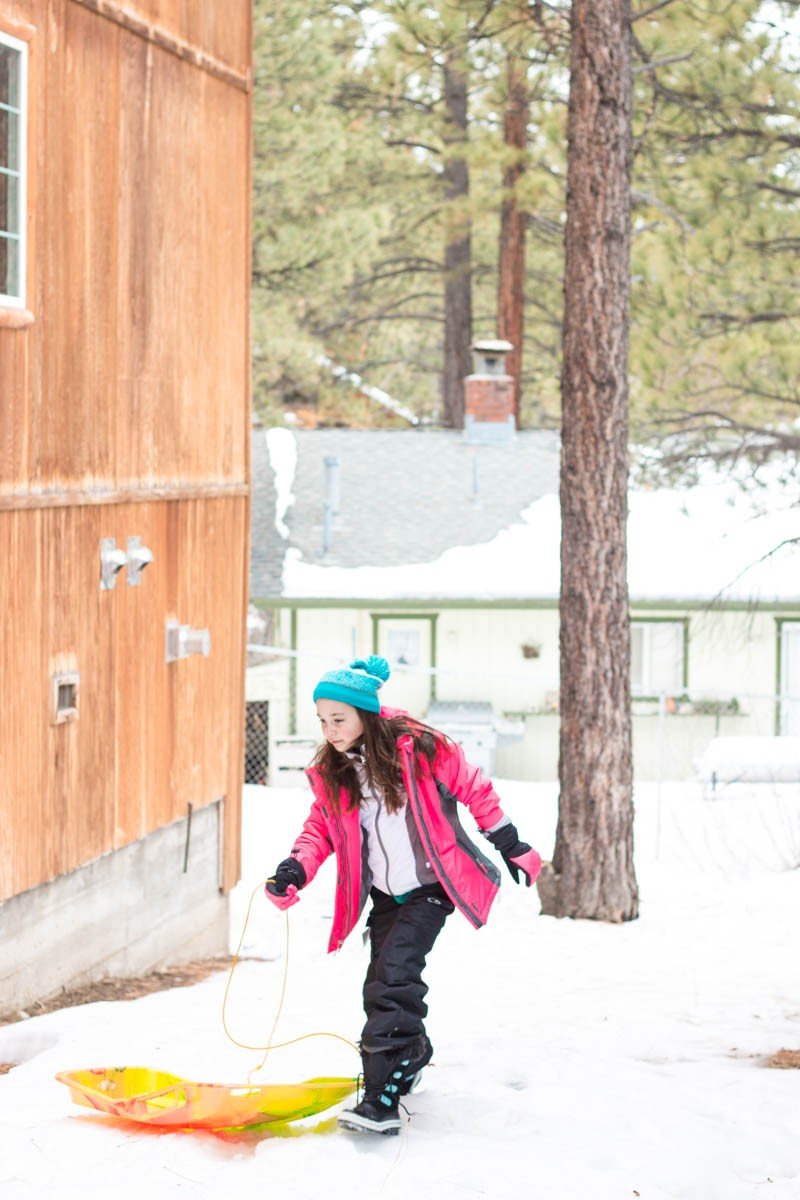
[
  {"xmin": 0, "ymin": 495, "xmax": 248, "ymax": 903},
  {"xmin": 0, "ymin": 0, "xmax": 250, "ymax": 492},
  {"xmin": 71, "ymin": 0, "xmax": 250, "ymax": 80},
  {"xmin": 0, "ymin": 0, "xmax": 251, "ymax": 899}
]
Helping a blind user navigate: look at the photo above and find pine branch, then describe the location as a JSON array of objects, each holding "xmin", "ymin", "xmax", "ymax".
[
  {"xmin": 646, "ymin": 410, "xmax": 800, "ymax": 455},
  {"xmin": 632, "ymin": 52, "xmax": 693, "ymax": 75},
  {"xmin": 755, "ymin": 182, "xmax": 800, "ymax": 201},
  {"xmin": 465, "ymin": 0, "xmax": 504, "ymax": 41},
  {"xmin": 631, "ymin": 189, "xmax": 693, "ymax": 233},
  {"xmin": 314, "ymin": 291, "xmax": 445, "ymax": 336},
  {"xmin": 525, "ymin": 212, "xmax": 564, "ymax": 240},
  {"xmin": 675, "ymin": 127, "xmax": 800, "ymax": 151},
  {"xmin": 336, "ymin": 81, "xmax": 438, "ymax": 116},
  {"xmin": 698, "ymin": 310, "xmax": 798, "ymax": 329},
  {"xmin": 356, "ymin": 355, "xmax": 439, "ymax": 374},
  {"xmin": 631, "ymin": 0, "xmax": 679, "ymax": 21},
  {"xmin": 743, "ymin": 238, "xmax": 800, "ymax": 255},
  {"xmin": 679, "ymin": 382, "xmax": 800, "ymax": 409},
  {"xmin": 252, "ymin": 258, "xmax": 330, "ymax": 286},
  {"xmin": 315, "ymin": 311, "xmax": 446, "ymax": 334},
  {"xmin": 351, "ymin": 262, "xmax": 442, "ymax": 289},
  {"xmin": 384, "ymin": 137, "xmax": 442, "ymax": 155}
]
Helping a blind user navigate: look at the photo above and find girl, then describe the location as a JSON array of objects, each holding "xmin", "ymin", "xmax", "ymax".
[{"xmin": 265, "ymin": 656, "xmax": 541, "ymax": 1136}]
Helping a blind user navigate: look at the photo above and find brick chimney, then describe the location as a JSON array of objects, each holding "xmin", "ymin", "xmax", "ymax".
[{"xmin": 464, "ymin": 339, "xmax": 515, "ymax": 444}]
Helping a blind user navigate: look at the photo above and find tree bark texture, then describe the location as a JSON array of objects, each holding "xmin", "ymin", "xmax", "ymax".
[
  {"xmin": 538, "ymin": 0, "xmax": 638, "ymax": 922},
  {"xmin": 441, "ymin": 52, "xmax": 472, "ymax": 430},
  {"xmin": 497, "ymin": 55, "xmax": 529, "ymax": 428}
]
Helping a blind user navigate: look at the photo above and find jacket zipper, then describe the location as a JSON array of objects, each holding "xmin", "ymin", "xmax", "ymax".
[
  {"xmin": 329, "ymin": 799, "xmax": 352, "ymax": 947},
  {"xmin": 399, "ymin": 743, "xmax": 483, "ymax": 928},
  {"xmin": 372, "ymin": 790, "xmax": 394, "ymax": 894}
]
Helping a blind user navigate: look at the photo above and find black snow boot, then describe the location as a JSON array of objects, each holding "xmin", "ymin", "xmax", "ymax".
[
  {"xmin": 338, "ymin": 1048, "xmax": 403, "ymax": 1136},
  {"xmin": 393, "ymin": 1034, "xmax": 433, "ymax": 1096},
  {"xmin": 338, "ymin": 1091, "xmax": 401, "ymax": 1136}
]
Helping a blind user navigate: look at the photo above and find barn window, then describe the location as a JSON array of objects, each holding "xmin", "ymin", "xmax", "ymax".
[{"xmin": 0, "ymin": 32, "xmax": 27, "ymax": 307}]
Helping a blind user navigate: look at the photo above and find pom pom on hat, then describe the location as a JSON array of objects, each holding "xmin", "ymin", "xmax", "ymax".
[
  {"xmin": 349, "ymin": 656, "xmax": 391, "ymax": 683},
  {"xmin": 313, "ymin": 656, "xmax": 391, "ymax": 714}
]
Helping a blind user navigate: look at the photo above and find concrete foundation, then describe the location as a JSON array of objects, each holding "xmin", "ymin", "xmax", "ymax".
[{"xmin": 0, "ymin": 801, "xmax": 229, "ymax": 1017}]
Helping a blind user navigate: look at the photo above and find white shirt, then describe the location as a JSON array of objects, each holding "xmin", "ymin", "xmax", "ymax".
[
  {"xmin": 359, "ymin": 791, "xmax": 423, "ymax": 897},
  {"xmin": 349, "ymin": 753, "xmax": 424, "ymax": 896}
]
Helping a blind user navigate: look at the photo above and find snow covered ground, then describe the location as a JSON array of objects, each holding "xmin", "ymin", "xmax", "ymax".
[{"xmin": 2, "ymin": 780, "xmax": 800, "ymax": 1200}]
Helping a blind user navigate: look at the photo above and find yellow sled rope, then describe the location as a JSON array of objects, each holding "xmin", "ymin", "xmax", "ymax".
[{"xmin": 55, "ymin": 887, "xmax": 359, "ymax": 1132}]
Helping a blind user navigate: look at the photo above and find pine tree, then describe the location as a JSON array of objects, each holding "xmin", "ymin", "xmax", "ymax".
[
  {"xmin": 251, "ymin": 1, "xmax": 389, "ymax": 421},
  {"xmin": 249, "ymin": 2, "xmax": 800, "ymax": 450},
  {"xmin": 537, "ymin": 0, "xmax": 639, "ymax": 923},
  {"xmin": 497, "ymin": 48, "xmax": 530, "ymax": 425},
  {"xmin": 492, "ymin": 3, "xmax": 569, "ymax": 425},
  {"xmin": 333, "ymin": 1, "xmax": 559, "ymax": 427},
  {"xmin": 628, "ymin": 0, "xmax": 800, "ymax": 472}
]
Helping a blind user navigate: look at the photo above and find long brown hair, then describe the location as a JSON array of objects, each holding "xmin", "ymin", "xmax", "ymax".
[{"xmin": 312, "ymin": 711, "xmax": 445, "ymax": 813}]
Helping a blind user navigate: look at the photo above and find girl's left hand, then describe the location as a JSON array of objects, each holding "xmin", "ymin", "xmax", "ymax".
[
  {"xmin": 487, "ymin": 824, "xmax": 542, "ymax": 886},
  {"xmin": 507, "ymin": 846, "xmax": 542, "ymax": 887}
]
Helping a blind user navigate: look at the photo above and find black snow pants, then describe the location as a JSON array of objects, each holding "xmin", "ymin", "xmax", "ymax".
[{"xmin": 360, "ymin": 882, "xmax": 455, "ymax": 1058}]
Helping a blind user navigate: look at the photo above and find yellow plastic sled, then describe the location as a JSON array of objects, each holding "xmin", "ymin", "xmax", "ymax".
[{"xmin": 56, "ymin": 1067, "xmax": 357, "ymax": 1131}]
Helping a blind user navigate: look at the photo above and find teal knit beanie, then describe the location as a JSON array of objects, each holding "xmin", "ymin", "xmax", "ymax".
[{"xmin": 313, "ymin": 656, "xmax": 391, "ymax": 714}]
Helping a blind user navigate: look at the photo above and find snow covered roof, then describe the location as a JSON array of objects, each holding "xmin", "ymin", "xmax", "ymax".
[
  {"xmin": 250, "ymin": 426, "xmax": 560, "ymax": 597},
  {"xmin": 250, "ymin": 427, "xmax": 800, "ymax": 606}
]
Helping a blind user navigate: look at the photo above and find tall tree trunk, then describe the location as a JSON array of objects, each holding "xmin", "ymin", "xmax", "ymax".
[
  {"xmin": 497, "ymin": 54, "xmax": 529, "ymax": 429},
  {"xmin": 441, "ymin": 50, "xmax": 472, "ymax": 430},
  {"xmin": 537, "ymin": 0, "xmax": 638, "ymax": 922}
]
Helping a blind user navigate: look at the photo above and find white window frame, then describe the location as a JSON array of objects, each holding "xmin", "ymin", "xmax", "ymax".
[
  {"xmin": 0, "ymin": 30, "xmax": 28, "ymax": 309},
  {"xmin": 630, "ymin": 619, "xmax": 686, "ymax": 697},
  {"xmin": 779, "ymin": 620, "xmax": 800, "ymax": 736}
]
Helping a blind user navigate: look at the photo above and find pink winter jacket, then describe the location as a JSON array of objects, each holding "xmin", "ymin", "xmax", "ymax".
[{"xmin": 288, "ymin": 710, "xmax": 509, "ymax": 952}]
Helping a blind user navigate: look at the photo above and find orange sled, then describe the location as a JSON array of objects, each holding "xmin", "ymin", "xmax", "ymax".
[{"xmin": 56, "ymin": 1067, "xmax": 357, "ymax": 1131}]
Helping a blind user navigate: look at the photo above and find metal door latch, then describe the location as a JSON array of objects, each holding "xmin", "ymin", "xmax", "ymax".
[
  {"xmin": 126, "ymin": 536, "xmax": 154, "ymax": 586},
  {"xmin": 100, "ymin": 538, "xmax": 128, "ymax": 590},
  {"xmin": 165, "ymin": 620, "xmax": 211, "ymax": 663}
]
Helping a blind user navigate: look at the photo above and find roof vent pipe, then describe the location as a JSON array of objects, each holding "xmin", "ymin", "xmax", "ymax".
[{"xmin": 322, "ymin": 454, "xmax": 340, "ymax": 557}]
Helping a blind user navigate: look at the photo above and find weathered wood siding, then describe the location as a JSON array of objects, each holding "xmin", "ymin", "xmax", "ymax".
[
  {"xmin": 1, "ymin": 0, "xmax": 249, "ymax": 490},
  {"xmin": 0, "ymin": 0, "xmax": 251, "ymax": 899}
]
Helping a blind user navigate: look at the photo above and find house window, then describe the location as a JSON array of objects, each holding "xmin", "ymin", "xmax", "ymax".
[
  {"xmin": 371, "ymin": 612, "xmax": 438, "ymax": 710},
  {"xmin": 386, "ymin": 627, "xmax": 421, "ymax": 667},
  {"xmin": 631, "ymin": 620, "xmax": 685, "ymax": 696},
  {"xmin": 779, "ymin": 621, "xmax": 800, "ymax": 736},
  {"xmin": 0, "ymin": 32, "xmax": 27, "ymax": 307}
]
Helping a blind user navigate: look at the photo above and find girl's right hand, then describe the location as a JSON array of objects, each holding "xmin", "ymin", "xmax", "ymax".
[
  {"xmin": 264, "ymin": 882, "xmax": 300, "ymax": 910},
  {"xmin": 264, "ymin": 856, "xmax": 307, "ymax": 908}
]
